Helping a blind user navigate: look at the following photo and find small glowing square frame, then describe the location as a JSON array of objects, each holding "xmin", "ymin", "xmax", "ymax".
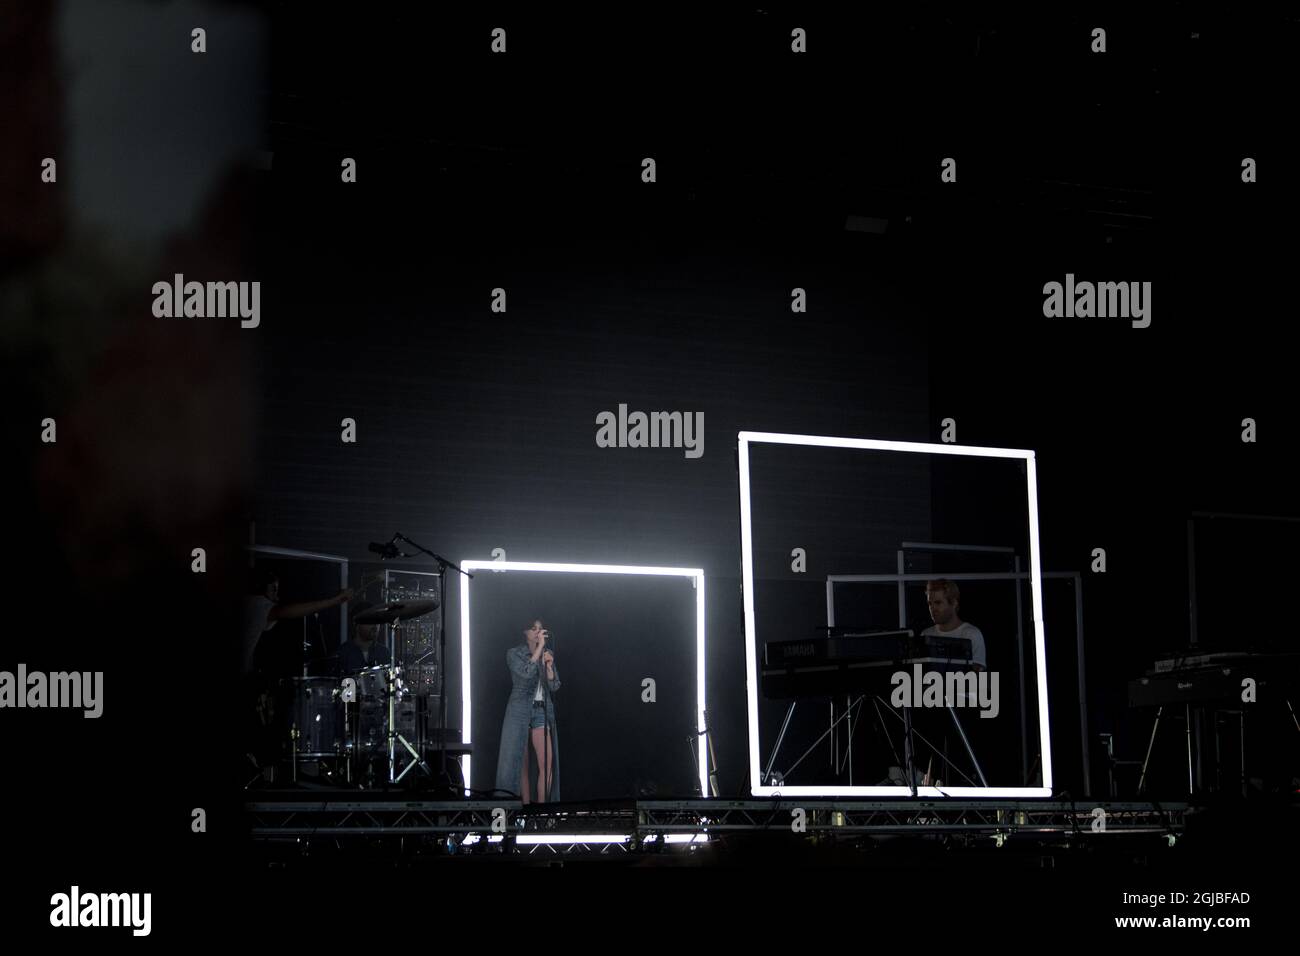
[
  {"xmin": 459, "ymin": 560, "xmax": 708, "ymax": 797},
  {"xmin": 738, "ymin": 431, "xmax": 1053, "ymax": 798}
]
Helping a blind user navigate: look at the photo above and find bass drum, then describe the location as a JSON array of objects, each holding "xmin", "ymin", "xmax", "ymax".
[{"xmin": 288, "ymin": 676, "xmax": 344, "ymax": 758}]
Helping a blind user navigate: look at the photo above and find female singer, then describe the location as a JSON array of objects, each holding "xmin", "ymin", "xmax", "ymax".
[{"xmin": 495, "ymin": 618, "xmax": 561, "ymax": 803}]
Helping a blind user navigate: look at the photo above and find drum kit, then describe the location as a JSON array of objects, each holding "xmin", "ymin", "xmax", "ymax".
[
  {"xmin": 251, "ymin": 534, "xmax": 474, "ymax": 791},
  {"xmin": 285, "ymin": 596, "xmax": 466, "ymax": 788}
]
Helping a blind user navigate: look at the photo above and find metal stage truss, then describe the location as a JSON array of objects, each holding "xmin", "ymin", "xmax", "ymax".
[{"xmin": 245, "ymin": 799, "xmax": 1189, "ymax": 852}]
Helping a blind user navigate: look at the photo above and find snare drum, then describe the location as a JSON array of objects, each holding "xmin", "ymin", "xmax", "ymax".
[{"xmin": 352, "ymin": 665, "xmax": 395, "ymax": 753}]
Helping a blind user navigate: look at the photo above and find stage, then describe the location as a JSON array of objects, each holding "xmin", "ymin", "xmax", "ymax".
[{"xmin": 245, "ymin": 793, "xmax": 1204, "ymax": 859}]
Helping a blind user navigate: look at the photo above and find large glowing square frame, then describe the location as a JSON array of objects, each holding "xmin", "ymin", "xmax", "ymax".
[
  {"xmin": 738, "ymin": 431, "xmax": 1052, "ymax": 798},
  {"xmin": 459, "ymin": 560, "xmax": 708, "ymax": 796}
]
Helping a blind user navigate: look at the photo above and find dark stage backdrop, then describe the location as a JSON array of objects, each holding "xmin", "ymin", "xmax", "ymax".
[
  {"xmin": 248, "ymin": 246, "xmax": 932, "ymax": 798},
  {"xmin": 242, "ymin": 12, "xmax": 1299, "ymax": 796}
]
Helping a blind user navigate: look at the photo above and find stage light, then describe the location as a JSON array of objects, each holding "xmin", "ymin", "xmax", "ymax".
[
  {"xmin": 737, "ymin": 430, "xmax": 1053, "ymax": 799},
  {"xmin": 463, "ymin": 833, "xmax": 707, "ymax": 847},
  {"xmin": 461, "ymin": 834, "xmax": 504, "ymax": 845},
  {"xmin": 458, "ymin": 560, "xmax": 708, "ymax": 797},
  {"xmin": 640, "ymin": 833, "xmax": 709, "ymax": 848}
]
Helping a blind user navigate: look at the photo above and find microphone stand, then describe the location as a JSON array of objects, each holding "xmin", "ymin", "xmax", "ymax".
[
  {"xmin": 394, "ymin": 533, "xmax": 472, "ymax": 795},
  {"xmin": 541, "ymin": 633, "xmax": 555, "ymax": 803}
]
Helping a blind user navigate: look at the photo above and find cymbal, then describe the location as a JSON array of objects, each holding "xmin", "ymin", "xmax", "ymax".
[{"xmin": 354, "ymin": 599, "xmax": 439, "ymax": 624}]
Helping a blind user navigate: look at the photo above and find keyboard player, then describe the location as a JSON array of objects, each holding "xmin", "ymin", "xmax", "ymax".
[
  {"xmin": 883, "ymin": 579, "xmax": 988, "ymax": 787},
  {"xmin": 921, "ymin": 579, "xmax": 986, "ymax": 672}
]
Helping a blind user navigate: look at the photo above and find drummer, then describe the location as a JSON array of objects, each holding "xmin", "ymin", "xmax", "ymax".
[{"xmin": 338, "ymin": 603, "xmax": 393, "ymax": 672}]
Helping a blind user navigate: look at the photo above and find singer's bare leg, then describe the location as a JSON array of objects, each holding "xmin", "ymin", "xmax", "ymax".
[
  {"xmin": 520, "ymin": 749, "xmax": 532, "ymax": 804},
  {"xmin": 530, "ymin": 726, "xmax": 553, "ymax": 802}
]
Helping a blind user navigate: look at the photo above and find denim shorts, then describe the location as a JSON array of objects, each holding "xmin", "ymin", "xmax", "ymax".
[{"xmin": 529, "ymin": 701, "xmax": 547, "ymax": 729}]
